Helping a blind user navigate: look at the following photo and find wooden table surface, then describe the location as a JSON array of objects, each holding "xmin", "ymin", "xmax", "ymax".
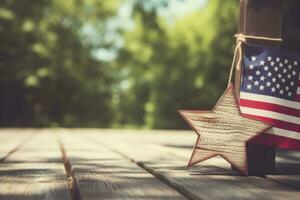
[{"xmin": 0, "ymin": 129, "xmax": 299, "ymax": 200}]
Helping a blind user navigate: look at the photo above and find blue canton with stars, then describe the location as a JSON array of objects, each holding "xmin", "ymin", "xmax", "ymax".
[{"xmin": 241, "ymin": 45, "xmax": 300, "ymax": 100}]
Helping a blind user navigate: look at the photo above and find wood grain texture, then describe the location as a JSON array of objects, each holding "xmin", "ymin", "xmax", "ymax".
[
  {"xmin": 86, "ymin": 129, "xmax": 237, "ymax": 175},
  {"xmin": 58, "ymin": 130, "xmax": 187, "ymax": 200},
  {"xmin": 267, "ymin": 175, "xmax": 300, "ymax": 189},
  {"xmin": 179, "ymin": 85, "xmax": 272, "ymax": 175},
  {"xmin": 0, "ymin": 129, "xmax": 33, "ymax": 161},
  {"xmin": 84, "ymin": 130, "xmax": 300, "ymax": 200},
  {"xmin": 0, "ymin": 129, "xmax": 299, "ymax": 199},
  {"xmin": 235, "ymin": 0, "xmax": 283, "ymax": 175},
  {"xmin": 266, "ymin": 149, "xmax": 300, "ymax": 189},
  {"xmin": 0, "ymin": 129, "xmax": 71, "ymax": 200}
]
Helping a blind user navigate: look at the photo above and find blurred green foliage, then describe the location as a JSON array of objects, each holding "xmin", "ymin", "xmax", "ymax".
[
  {"xmin": 114, "ymin": 0, "xmax": 238, "ymax": 129},
  {"xmin": 0, "ymin": 0, "xmax": 238, "ymax": 128}
]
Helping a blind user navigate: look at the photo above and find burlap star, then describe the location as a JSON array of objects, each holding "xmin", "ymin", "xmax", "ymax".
[{"xmin": 179, "ymin": 85, "xmax": 272, "ymax": 175}]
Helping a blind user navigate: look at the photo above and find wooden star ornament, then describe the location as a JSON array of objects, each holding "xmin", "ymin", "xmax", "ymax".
[{"xmin": 179, "ymin": 85, "xmax": 273, "ymax": 175}]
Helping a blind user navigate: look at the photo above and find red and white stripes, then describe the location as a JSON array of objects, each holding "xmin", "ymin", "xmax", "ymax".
[{"xmin": 239, "ymin": 75, "xmax": 300, "ymax": 150}]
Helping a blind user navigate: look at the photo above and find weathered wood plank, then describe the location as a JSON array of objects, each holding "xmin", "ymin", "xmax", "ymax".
[
  {"xmin": 157, "ymin": 138, "xmax": 300, "ymax": 191},
  {"xmin": 0, "ymin": 129, "xmax": 33, "ymax": 161},
  {"xmin": 0, "ymin": 129, "xmax": 298, "ymax": 199},
  {"xmin": 146, "ymin": 133, "xmax": 300, "ymax": 189},
  {"xmin": 0, "ymin": 129, "xmax": 71, "ymax": 200},
  {"xmin": 58, "ymin": 130, "xmax": 188, "ymax": 200},
  {"xmin": 275, "ymin": 149, "xmax": 300, "ymax": 175},
  {"xmin": 266, "ymin": 149, "xmax": 300, "ymax": 189},
  {"xmin": 86, "ymin": 130, "xmax": 236, "ymax": 175},
  {"xmin": 84, "ymin": 130, "xmax": 300, "ymax": 200},
  {"xmin": 267, "ymin": 175, "xmax": 300, "ymax": 190}
]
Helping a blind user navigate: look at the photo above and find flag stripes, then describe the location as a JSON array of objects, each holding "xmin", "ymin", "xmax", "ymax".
[
  {"xmin": 240, "ymin": 79, "xmax": 300, "ymax": 150},
  {"xmin": 240, "ymin": 45, "xmax": 300, "ymax": 150},
  {"xmin": 250, "ymin": 134, "xmax": 300, "ymax": 150},
  {"xmin": 240, "ymin": 99, "xmax": 300, "ymax": 117}
]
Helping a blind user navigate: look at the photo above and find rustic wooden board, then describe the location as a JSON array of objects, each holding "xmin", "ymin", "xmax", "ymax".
[
  {"xmin": 0, "ymin": 129, "xmax": 71, "ymax": 200},
  {"xmin": 275, "ymin": 149, "xmax": 300, "ymax": 175},
  {"xmin": 267, "ymin": 175, "xmax": 300, "ymax": 190},
  {"xmin": 58, "ymin": 130, "xmax": 187, "ymax": 200},
  {"xmin": 0, "ymin": 129, "xmax": 33, "ymax": 161},
  {"xmin": 83, "ymin": 130, "xmax": 300, "ymax": 200},
  {"xmin": 121, "ymin": 132, "xmax": 300, "ymax": 188},
  {"xmin": 0, "ymin": 129, "xmax": 298, "ymax": 199},
  {"xmin": 84, "ymin": 130, "xmax": 236, "ymax": 175},
  {"xmin": 155, "ymin": 136, "xmax": 300, "ymax": 191},
  {"xmin": 266, "ymin": 149, "xmax": 300, "ymax": 189}
]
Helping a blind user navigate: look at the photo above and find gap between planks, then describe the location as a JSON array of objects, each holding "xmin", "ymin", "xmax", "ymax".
[
  {"xmin": 0, "ymin": 130, "xmax": 36, "ymax": 163},
  {"xmin": 89, "ymin": 131, "xmax": 300, "ymax": 189},
  {"xmin": 2, "ymin": 129, "xmax": 297, "ymax": 200},
  {"xmin": 0, "ymin": 130, "xmax": 71, "ymax": 200},
  {"xmin": 57, "ymin": 131, "xmax": 189, "ymax": 200},
  {"xmin": 56, "ymin": 137, "xmax": 82, "ymax": 200},
  {"xmin": 95, "ymin": 140, "xmax": 203, "ymax": 200}
]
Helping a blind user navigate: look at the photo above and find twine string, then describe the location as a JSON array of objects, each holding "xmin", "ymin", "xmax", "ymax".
[{"xmin": 227, "ymin": 33, "xmax": 283, "ymax": 88}]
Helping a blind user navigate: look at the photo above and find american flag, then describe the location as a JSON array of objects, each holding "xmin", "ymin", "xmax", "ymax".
[{"xmin": 240, "ymin": 45, "xmax": 300, "ymax": 151}]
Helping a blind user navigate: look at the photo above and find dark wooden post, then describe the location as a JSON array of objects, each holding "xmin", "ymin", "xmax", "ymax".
[
  {"xmin": 234, "ymin": 0, "xmax": 283, "ymax": 175},
  {"xmin": 282, "ymin": 0, "xmax": 300, "ymax": 53}
]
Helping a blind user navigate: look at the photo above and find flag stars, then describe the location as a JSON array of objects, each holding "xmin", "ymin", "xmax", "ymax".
[
  {"xmin": 259, "ymin": 85, "xmax": 264, "ymax": 90},
  {"xmin": 245, "ymin": 54, "xmax": 298, "ymax": 99},
  {"xmin": 246, "ymin": 84, "xmax": 252, "ymax": 90},
  {"xmin": 294, "ymin": 61, "xmax": 298, "ymax": 66},
  {"xmin": 267, "ymin": 72, "xmax": 272, "ymax": 77},
  {"xmin": 264, "ymin": 66, "xmax": 269, "ymax": 71},
  {"xmin": 270, "ymin": 61, "xmax": 275, "ymax": 66},
  {"xmin": 276, "ymin": 83, "xmax": 280, "ymax": 89},
  {"xmin": 285, "ymin": 86, "xmax": 290, "ymax": 91},
  {"xmin": 271, "ymin": 87, "xmax": 276, "ymax": 92}
]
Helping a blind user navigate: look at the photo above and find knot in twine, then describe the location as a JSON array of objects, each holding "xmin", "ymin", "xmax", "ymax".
[{"xmin": 227, "ymin": 33, "xmax": 282, "ymax": 88}]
